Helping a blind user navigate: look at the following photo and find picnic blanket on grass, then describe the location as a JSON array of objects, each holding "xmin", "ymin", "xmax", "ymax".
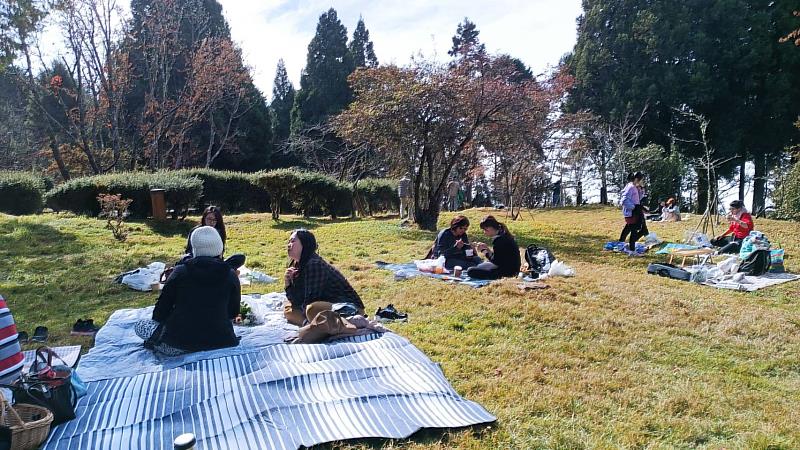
[
  {"xmin": 375, "ymin": 262, "xmax": 492, "ymax": 288},
  {"xmin": 703, "ymin": 272, "xmax": 800, "ymax": 292},
  {"xmin": 45, "ymin": 296, "xmax": 495, "ymax": 449},
  {"xmin": 77, "ymin": 293, "xmax": 293, "ymax": 382}
]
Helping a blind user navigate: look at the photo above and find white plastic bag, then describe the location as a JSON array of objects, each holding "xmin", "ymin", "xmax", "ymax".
[
  {"xmin": 685, "ymin": 231, "xmax": 712, "ymax": 248},
  {"xmin": 548, "ymin": 260, "xmax": 575, "ymax": 277},
  {"xmin": 121, "ymin": 262, "xmax": 166, "ymax": 291},
  {"xmin": 716, "ymin": 256, "xmax": 740, "ymax": 275},
  {"xmin": 413, "ymin": 256, "xmax": 446, "ymax": 272},
  {"xmin": 644, "ymin": 232, "xmax": 662, "ymax": 247}
]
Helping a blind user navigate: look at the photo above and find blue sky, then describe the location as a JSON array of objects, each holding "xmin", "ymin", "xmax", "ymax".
[{"xmin": 219, "ymin": 0, "xmax": 584, "ymax": 98}]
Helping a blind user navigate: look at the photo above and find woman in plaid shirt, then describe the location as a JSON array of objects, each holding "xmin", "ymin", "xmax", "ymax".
[{"xmin": 283, "ymin": 229, "xmax": 365, "ymax": 326}]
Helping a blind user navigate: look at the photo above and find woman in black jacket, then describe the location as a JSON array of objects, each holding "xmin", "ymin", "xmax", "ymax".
[
  {"xmin": 136, "ymin": 226, "xmax": 240, "ymax": 356},
  {"xmin": 185, "ymin": 206, "xmax": 227, "ymax": 256},
  {"xmin": 465, "ymin": 216, "xmax": 521, "ymax": 280}
]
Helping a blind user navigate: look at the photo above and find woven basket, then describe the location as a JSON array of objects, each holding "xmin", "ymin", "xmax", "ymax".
[{"xmin": 0, "ymin": 395, "xmax": 53, "ymax": 450}]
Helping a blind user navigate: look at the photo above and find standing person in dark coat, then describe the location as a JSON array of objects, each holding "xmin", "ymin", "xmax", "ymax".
[
  {"xmin": 136, "ymin": 226, "xmax": 241, "ymax": 356},
  {"xmin": 433, "ymin": 215, "xmax": 482, "ymax": 269},
  {"xmin": 466, "ymin": 216, "xmax": 521, "ymax": 280},
  {"xmin": 283, "ymin": 229, "xmax": 365, "ymax": 326}
]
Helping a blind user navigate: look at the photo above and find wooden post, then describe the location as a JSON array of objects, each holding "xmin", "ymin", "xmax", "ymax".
[{"xmin": 150, "ymin": 189, "xmax": 167, "ymax": 220}]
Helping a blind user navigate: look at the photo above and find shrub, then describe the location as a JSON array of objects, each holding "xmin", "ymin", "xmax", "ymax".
[
  {"xmin": 253, "ymin": 168, "xmax": 303, "ymax": 219},
  {"xmin": 0, "ymin": 171, "xmax": 48, "ymax": 215},
  {"xmin": 354, "ymin": 178, "xmax": 399, "ymax": 215},
  {"xmin": 97, "ymin": 193, "xmax": 133, "ymax": 241},
  {"xmin": 175, "ymin": 169, "xmax": 269, "ymax": 213},
  {"xmin": 46, "ymin": 173, "xmax": 203, "ymax": 218},
  {"xmin": 775, "ymin": 162, "xmax": 800, "ymax": 221}
]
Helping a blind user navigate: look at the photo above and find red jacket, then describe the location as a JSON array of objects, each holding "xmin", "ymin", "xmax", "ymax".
[{"xmin": 725, "ymin": 212, "xmax": 754, "ymax": 239}]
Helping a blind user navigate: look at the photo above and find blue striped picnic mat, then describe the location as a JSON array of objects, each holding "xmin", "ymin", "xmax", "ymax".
[{"xmin": 44, "ymin": 314, "xmax": 495, "ymax": 449}]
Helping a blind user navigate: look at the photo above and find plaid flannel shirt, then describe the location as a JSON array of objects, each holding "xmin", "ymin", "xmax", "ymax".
[{"xmin": 286, "ymin": 255, "xmax": 363, "ymax": 311}]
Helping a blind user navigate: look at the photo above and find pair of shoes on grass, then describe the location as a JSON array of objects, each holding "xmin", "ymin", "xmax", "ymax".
[
  {"xmin": 17, "ymin": 326, "xmax": 48, "ymax": 343},
  {"xmin": 71, "ymin": 319, "xmax": 100, "ymax": 336},
  {"xmin": 375, "ymin": 304, "xmax": 408, "ymax": 323}
]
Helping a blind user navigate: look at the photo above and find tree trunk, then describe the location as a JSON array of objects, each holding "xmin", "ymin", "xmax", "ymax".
[
  {"xmin": 49, "ymin": 138, "xmax": 70, "ymax": 182},
  {"xmin": 752, "ymin": 153, "xmax": 767, "ymax": 217},
  {"xmin": 576, "ymin": 182, "xmax": 583, "ymax": 206},
  {"xmin": 696, "ymin": 169, "xmax": 708, "ymax": 214},
  {"xmin": 738, "ymin": 159, "xmax": 746, "ymax": 202}
]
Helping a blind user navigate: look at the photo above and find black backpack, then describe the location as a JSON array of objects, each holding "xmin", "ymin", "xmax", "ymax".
[
  {"xmin": 738, "ymin": 249, "xmax": 771, "ymax": 276},
  {"xmin": 525, "ymin": 244, "xmax": 555, "ymax": 277}
]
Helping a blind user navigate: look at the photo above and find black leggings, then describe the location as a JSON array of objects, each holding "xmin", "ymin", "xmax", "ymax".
[
  {"xmin": 711, "ymin": 236, "xmax": 742, "ymax": 254},
  {"xmin": 619, "ymin": 222, "xmax": 642, "ymax": 251}
]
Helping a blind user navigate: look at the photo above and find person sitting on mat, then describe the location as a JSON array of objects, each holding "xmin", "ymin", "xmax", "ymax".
[
  {"xmin": 465, "ymin": 216, "xmax": 521, "ymax": 280},
  {"xmin": 711, "ymin": 199, "xmax": 754, "ymax": 254},
  {"xmin": 661, "ymin": 197, "xmax": 682, "ymax": 222},
  {"xmin": 136, "ymin": 226, "xmax": 240, "ymax": 356},
  {"xmin": 283, "ymin": 229, "xmax": 365, "ymax": 327},
  {"xmin": 185, "ymin": 205, "xmax": 227, "ymax": 256},
  {"xmin": 433, "ymin": 215, "xmax": 482, "ymax": 269}
]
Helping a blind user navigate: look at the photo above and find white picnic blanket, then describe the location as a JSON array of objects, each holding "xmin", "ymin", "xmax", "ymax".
[{"xmin": 704, "ymin": 272, "xmax": 800, "ymax": 292}]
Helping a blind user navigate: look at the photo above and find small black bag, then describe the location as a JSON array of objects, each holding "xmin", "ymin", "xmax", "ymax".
[
  {"xmin": 14, "ymin": 347, "xmax": 77, "ymax": 425},
  {"xmin": 738, "ymin": 249, "xmax": 771, "ymax": 276}
]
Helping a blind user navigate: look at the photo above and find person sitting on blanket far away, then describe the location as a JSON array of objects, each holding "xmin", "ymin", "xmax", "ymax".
[
  {"xmin": 135, "ymin": 226, "xmax": 241, "ymax": 356},
  {"xmin": 283, "ymin": 229, "xmax": 365, "ymax": 327},
  {"xmin": 711, "ymin": 199, "xmax": 754, "ymax": 254},
  {"xmin": 185, "ymin": 205, "xmax": 226, "ymax": 256},
  {"xmin": 465, "ymin": 215, "xmax": 521, "ymax": 280},
  {"xmin": 433, "ymin": 215, "xmax": 483, "ymax": 270}
]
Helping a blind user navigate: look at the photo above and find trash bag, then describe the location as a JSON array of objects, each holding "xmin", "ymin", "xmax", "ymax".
[{"xmin": 548, "ymin": 260, "xmax": 575, "ymax": 277}]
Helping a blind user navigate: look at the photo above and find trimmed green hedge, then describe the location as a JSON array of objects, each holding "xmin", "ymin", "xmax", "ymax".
[
  {"xmin": 45, "ymin": 173, "xmax": 203, "ymax": 218},
  {"xmin": 355, "ymin": 178, "xmax": 399, "ymax": 215},
  {"xmin": 175, "ymin": 169, "xmax": 269, "ymax": 213},
  {"xmin": 775, "ymin": 162, "xmax": 800, "ymax": 221},
  {"xmin": 41, "ymin": 169, "xmax": 398, "ymax": 220},
  {"xmin": 0, "ymin": 171, "xmax": 48, "ymax": 215}
]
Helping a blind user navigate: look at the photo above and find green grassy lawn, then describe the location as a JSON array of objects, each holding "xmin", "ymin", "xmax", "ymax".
[{"xmin": 1, "ymin": 207, "xmax": 799, "ymax": 449}]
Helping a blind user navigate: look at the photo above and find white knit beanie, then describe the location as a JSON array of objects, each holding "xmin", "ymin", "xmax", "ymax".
[{"xmin": 190, "ymin": 226, "xmax": 224, "ymax": 258}]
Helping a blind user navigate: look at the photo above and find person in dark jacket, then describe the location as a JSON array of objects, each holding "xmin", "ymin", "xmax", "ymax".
[
  {"xmin": 434, "ymin": 215, "xmax": 482, "ymax": 269},
  {"xmin": 465, "ymin": 216, "xmax": 521, "ymax": 280},
  {"xmin": 283, "ymin": 229, "xmax": 365, "ymax": 326},
  {"xmin": 185, "ymin": 206, "xmax": 227, "ymax": 256},
  {"xmin": 136, "ymin": 226, "xmax": 240, "ymax": 356}
]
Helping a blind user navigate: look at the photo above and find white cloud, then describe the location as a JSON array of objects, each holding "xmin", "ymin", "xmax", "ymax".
[{"xmin": 219, "ymin": 0, "xmax": 583, "ymax": 99}]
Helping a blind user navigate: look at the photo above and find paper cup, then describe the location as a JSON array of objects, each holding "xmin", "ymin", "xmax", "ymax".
[{"xmin": 453, "ymin": 266, "xmax": 463, "ymax": 277}]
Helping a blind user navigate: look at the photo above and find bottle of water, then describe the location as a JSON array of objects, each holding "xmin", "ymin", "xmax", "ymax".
[{"xmin": 174, "ymin": 433, "xmax": 196, "ymax": 450}]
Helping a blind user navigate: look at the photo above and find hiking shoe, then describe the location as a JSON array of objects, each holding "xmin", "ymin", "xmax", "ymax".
[
  {"xmin": 375, "ymin": 304, "xmax": 408, "ymax": 322},
  {"xmin": 71, "ymin": 319, "xmax": 100, "ymax": 336}
]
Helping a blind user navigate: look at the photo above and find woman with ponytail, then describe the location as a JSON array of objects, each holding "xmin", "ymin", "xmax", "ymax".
[{"xmin": 465, "ymin": 216, "xmax": 521, "ymax": 280}]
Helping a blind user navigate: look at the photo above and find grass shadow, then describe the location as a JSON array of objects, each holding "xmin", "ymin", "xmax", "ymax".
[
  {"xmin": 0, "ymin": 219, "xmax": 87, "ymax": 256},
  {"xmin": 307, "ymin": 423, "xmax": 495, "ymax": 449},
  {"xmin": 141, "ymin": 219, "xmax": 196, "ymax": 238}
]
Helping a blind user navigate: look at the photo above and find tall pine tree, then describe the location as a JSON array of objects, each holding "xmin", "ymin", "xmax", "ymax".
[
  {"xmin": 291, "ymin": 8, "xmax": 354, "ymax": 132},
  {"xmin": 448, "ymin": 18, "xmax": 485, "ymax": 58},
  {"xmin": 270, "ymin": 58, "xmax": 295, "ymax": 145},
  {"xmin": 349, "ymin": 17, "xmax": 378, "ymax": 68}
]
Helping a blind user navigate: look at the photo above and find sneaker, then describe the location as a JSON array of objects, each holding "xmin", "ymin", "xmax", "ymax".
[
  {"xmin": 375, "ymin": 304, "xmax": 408, "ymax": 323},
  {"xmin": 71, "ymin": 319, "xmax": 100, "ymax": 336}
]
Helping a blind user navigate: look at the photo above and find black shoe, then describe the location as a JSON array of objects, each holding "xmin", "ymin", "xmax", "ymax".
[
  {"xmin": 375, "ymin": 305, "xmax": 408, "ymax": 323},
  {"xmin": 17, "ymin": 331, "xmax": 28, "ymax": 343},
  {"xmin": 30, "ymin": 326, "xmax": 48, "ymax": 342},
  {"xmin": 71, "ymin": 319, "xmax": 100, "ymax": 336}
]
